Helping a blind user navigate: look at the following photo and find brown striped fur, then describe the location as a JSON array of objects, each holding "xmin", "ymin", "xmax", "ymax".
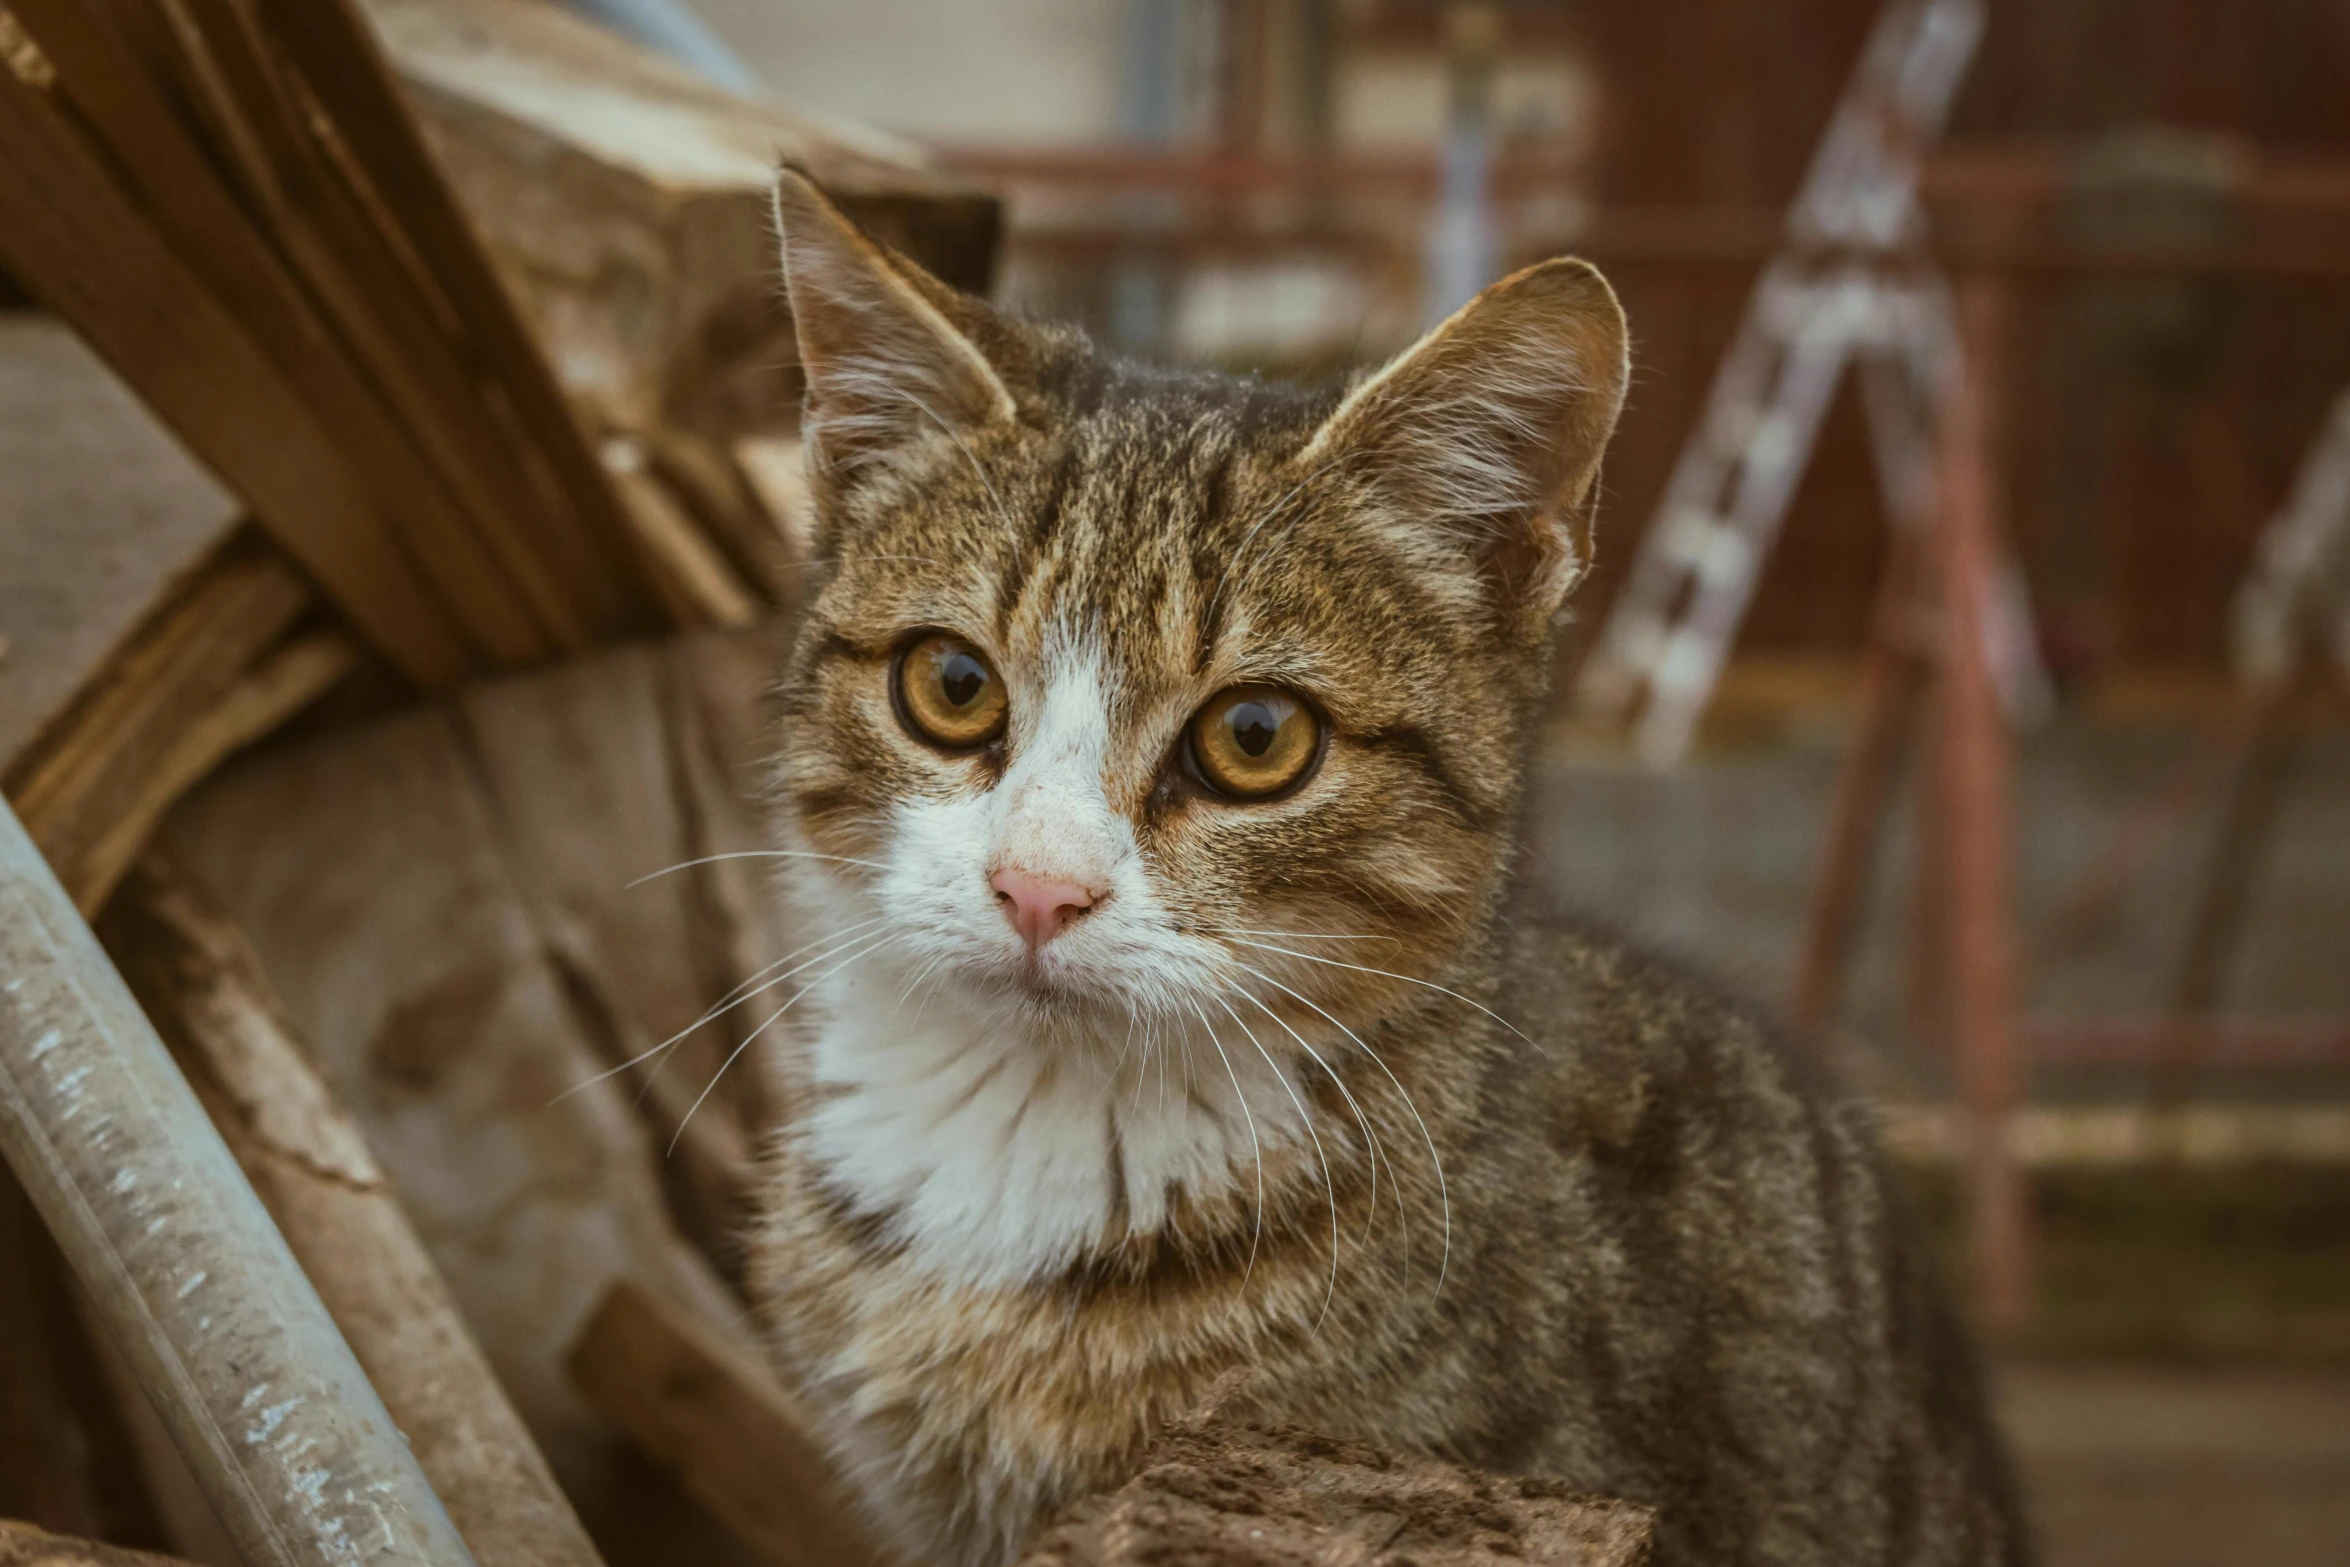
[{"xmin": 746, "ymin": 170, "xmax": 2032, "ymax": 1567}]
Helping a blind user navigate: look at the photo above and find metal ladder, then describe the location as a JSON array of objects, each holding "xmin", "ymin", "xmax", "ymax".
[
  {"xmin": 1575, "ymin": 0, "xmax": 2045, "ymax": 765},
  {"xmin": 2233, "ymin": 385, "xmax": 2350, "ymax": 685}
]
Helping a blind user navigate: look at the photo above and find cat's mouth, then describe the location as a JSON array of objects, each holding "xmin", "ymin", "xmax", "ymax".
[
  {"xmin": 968, "ymin": 940, "xmax": 1137, "ymax": 1019},
  {"xmin": 1001, "ymin": 949, "xmax": 1097, "ymax": 1004}
]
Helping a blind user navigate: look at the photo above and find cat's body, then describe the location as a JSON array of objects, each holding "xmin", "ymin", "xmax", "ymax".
[{"xmin": 748, "ymin": 171, "xmax": 2032, "ymax": 1567}]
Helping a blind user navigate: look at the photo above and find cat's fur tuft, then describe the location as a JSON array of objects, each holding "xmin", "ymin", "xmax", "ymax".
[{"xmin": 747, "ymin": 168, "xmax": 2031, "ymax": 1567}]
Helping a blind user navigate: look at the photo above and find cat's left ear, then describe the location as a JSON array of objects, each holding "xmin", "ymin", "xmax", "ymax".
[
  {"xmin": 771, "ymin": 167, "xmax": 1017, "ymax": 492},
  {"xmin": 1302, "ymin": 258, "xmax": 1629, "ymax": 626}
]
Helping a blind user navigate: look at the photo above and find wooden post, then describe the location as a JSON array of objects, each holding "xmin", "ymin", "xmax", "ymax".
[
  {"xmin": 567, "ymin": 1281, "xmax": 883, "ymax": 1567},
  {"xmin": 1934, "ymin": 278, "xmax": 2029, "ymax": 1330}
]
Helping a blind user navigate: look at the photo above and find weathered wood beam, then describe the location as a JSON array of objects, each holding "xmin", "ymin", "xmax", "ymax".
[
  {"xmin": 0, "ymin": 1520, "xmax": 195, "ymax": 1567},
  {"xmin": 1017, "ymin": 1415, "xmax": 1655, "ymax": 1567},
  {"xmin": 4, "ymin": 535, "xmax": 356, "ymax": 914},
  {"xmin": 566, "ymin": 1281, "xmax": 880, "ymax": 1567},
  {"xmin": 370, "ymin": 0, "xmax": 999, "ymax": 441},
  {"xmin": 0, "ymin": 794, "xmax": 478, "ymax": 1567},
  {"xmin": 0, "ymin": 0, "xmax": 697, "ymax": 681},
  {"xmin": 99, "ymin": 860, "xmax": 607, "ymax": 1567}
]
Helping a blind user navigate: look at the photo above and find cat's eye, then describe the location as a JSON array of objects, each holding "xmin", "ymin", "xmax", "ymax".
[
  {"xmin": 1187, "ymin": 686, "xmax": 1319, "ymax": 799},
  {"xmin": 897, "ymin": 633, "xmax": 1008, "ymax": 749}
]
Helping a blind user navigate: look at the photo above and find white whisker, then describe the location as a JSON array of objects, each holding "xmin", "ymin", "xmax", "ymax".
[
  {"xmin": 698, "ymin": 914, "xmax": 891, "ymax": 1024},
  {"xmin": 626, "ymin": 849, "xmax": 887, "ymax": 888},
  {"xmin": 1222, "ymin": 984, "xmax": 1386, "ymax": 1251},
  {"xmin": 1216, "ymin": 992, "xmax": 1339, "ymax": 1332},
  {"xmin": 1188, "ymin": 1000, "xmax": 1265, "ymax": 1292},
  {"xmin": 1224, "ymin": 937, "xmax": 1530, "ymax": 1044},
  {"xmin": 671, "ymin": 929, "xmax": 898, "ymax": 1155},
  {"xmin": 1231, "ymin": 962, "xmax": 1451, "ymax": 1298},
  {"xmin": 1103, "ymin": 1007, "xmax": 1142, "ymax": 1091},
  {"xmin": 890, "ymin": 950, "xmax": 950, "ymax": 1022},
  {"xmin": 554, "ymin": 916, "xmax": 888, "ymax": 1105},
  {"xmin": 1203, "ymin": 926, "xmax": 1401, "ymax": 945}
]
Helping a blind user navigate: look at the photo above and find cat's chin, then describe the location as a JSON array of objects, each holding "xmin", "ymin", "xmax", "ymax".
[
  {"xmin": 957, "ymin": 951, "xmax": 1142, "ymax": 1034},
  {"xmin": 992, "ymin": 956, "xmax": 1111, "ymax": 1010}
]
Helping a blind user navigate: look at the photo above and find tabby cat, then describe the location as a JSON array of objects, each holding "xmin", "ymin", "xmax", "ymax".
[{"xmin": 746, "ymin": 169, "xmax": 2032, "ymax": 1567}]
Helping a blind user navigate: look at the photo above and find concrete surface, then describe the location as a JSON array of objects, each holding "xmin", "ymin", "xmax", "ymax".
[{"xmin": 1998, "ymin": 1362, "xmax": 2350, "ymax": 1567}]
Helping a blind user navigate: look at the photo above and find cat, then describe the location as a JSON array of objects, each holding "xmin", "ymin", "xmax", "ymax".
[{"xmin": 745, "ymin": 168, "xmax": 2033, "ymax": 1567}]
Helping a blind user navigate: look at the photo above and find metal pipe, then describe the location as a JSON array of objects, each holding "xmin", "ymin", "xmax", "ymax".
[
  {"xmin": 1934, "ymin": 277, "xmax": 2030, "ymax": 1331},
  {"xmin": 0, "ymin": 796, "xmax": 478, "ymax": 1567}
]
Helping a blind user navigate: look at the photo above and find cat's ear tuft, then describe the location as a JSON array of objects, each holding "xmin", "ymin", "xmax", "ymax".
[
  {"xmin": 1302, "ymin": 258, "xmax": 1629, "ymax": 623},
  {"xmin": 772, "ymin": 167, "xmax": 1016, "ymax": 487}
]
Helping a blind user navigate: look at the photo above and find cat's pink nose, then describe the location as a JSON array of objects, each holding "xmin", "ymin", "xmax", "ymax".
[{"xmin": 991, "ymin": 868, "xmax": 1098, "ymax": 951}]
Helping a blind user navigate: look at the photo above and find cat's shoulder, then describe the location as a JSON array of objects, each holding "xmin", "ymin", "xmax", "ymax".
[
  {"xmin": 1489, "ymin": 903, "xmax": 1860, "ymax": 1152},
  {"xmin": 1495, "ymin": 905, "xmax": 1779, "ymax": 1057}
]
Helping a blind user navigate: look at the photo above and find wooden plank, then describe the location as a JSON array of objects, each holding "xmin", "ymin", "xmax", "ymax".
[
  {"xmin": 368, "ymin": 0, "xmax": 998, "ymax": 438},
  {"xmin": 99, "ymin": 861, "xmax": 607, "ymax": 1567},
  {"xmin": 169, "ymin": 0, "xmax": 620, "ymax": 649},
  {"xmin": 454, "ymin": 640, "xmax": 755, "ymax": 1277},
  {"xmin": 250, "ymin": 0, "xmax": 661, "ymax": 631},
  {"xmin": 56, "ymin": 629, "xmax": 360, "ymax": 915},
  {"xmin": 12, "ymin": 0, "xmax": 569, "ymax": 665},
  {"xmin": 173, "ymin": 0, "xmax": 589, "ymax": 647},
  {"xmin": 1018, "ymin": 1417, "xmax": 1654, "ymax": 1567},
  {"xmin": 648, "ymin": 434, "xmax": 798, "ymax": 605},
  {"xmin": 2, "ymin": 535, "xmax": 352, "ymax": 913},
  {"xmin": 0, "ymin": 318, "xmax": 239, "ymax": 770},
  {"xmin": 156, "ymin": 699, "xmax": 768, "ymax": 1567},
  {"xmin": 606, "ymin": 450, "xmax": 761, "ymax": 631},
  {"xmin": 0, "ymin": 1521, "xmax": 194, "ymax": 1567},
  {"xmin": 0, "ymin": 53, "xmax": 474, "ymax": 685},
  {"xmin": 566, "ymin": 1282, "xmax": 879, "ymax": 1567}
]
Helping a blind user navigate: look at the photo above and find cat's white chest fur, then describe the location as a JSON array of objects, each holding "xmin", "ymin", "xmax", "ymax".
[{"xmin": 796, "ymin": 950, "xmax": 1302, "ymax": 1290}]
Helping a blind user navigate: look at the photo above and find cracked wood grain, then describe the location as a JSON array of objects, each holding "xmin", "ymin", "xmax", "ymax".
[
  {"xmin": 156, "ymin": 689, "xmax": 769, "ymax": 1567},
  {"xmin": 98, "ymin": 859, "xmax": 604, "ymax": 1567},
  {"xmin": 0, "ymin": 1518, "xmax": 196, "ymax": 1567}
]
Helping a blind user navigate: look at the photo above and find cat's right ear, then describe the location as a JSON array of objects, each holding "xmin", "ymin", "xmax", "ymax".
[{"xmin": 772, "ymin": 168, "xmax": 1016, "ymax": 492}]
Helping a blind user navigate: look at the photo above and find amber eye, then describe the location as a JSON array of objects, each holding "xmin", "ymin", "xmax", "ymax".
[
  {"xmin": 897, "ymin": 633, "xmax": 1008, "ymax": 749},
  {"xmin": 1187, "ymin": 686, "xmax": 1319, "ymax": 799}
]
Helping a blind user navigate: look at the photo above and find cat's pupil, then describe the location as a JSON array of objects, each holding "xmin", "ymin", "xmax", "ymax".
[
  {"xmin": 1230, "ymin": 703, "xmax": 1279, "ymax": 757},
  {"xmin": 940, "ymin": 655, "xmax": 987, "ymax": 708}
]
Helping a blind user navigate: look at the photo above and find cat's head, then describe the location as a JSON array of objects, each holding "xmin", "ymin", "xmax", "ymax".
[{"xmin": 767, "ymin": 170, "xmax": 1626, "ymax": 1048}]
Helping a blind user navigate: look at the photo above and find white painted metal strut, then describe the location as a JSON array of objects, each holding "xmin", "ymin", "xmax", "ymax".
[
  {"xmin": 1576, "ymin": 0, "xmax": 2047, "ymax": 765},
  {"xmin": 0, "ymin": 796, "xmax": 478, "ymax": 1567}
]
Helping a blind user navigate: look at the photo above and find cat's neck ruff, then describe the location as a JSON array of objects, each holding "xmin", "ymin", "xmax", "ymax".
[{"xmin": 794, "ymin": 947, "xmax": 1306, "ymax": 1291}]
